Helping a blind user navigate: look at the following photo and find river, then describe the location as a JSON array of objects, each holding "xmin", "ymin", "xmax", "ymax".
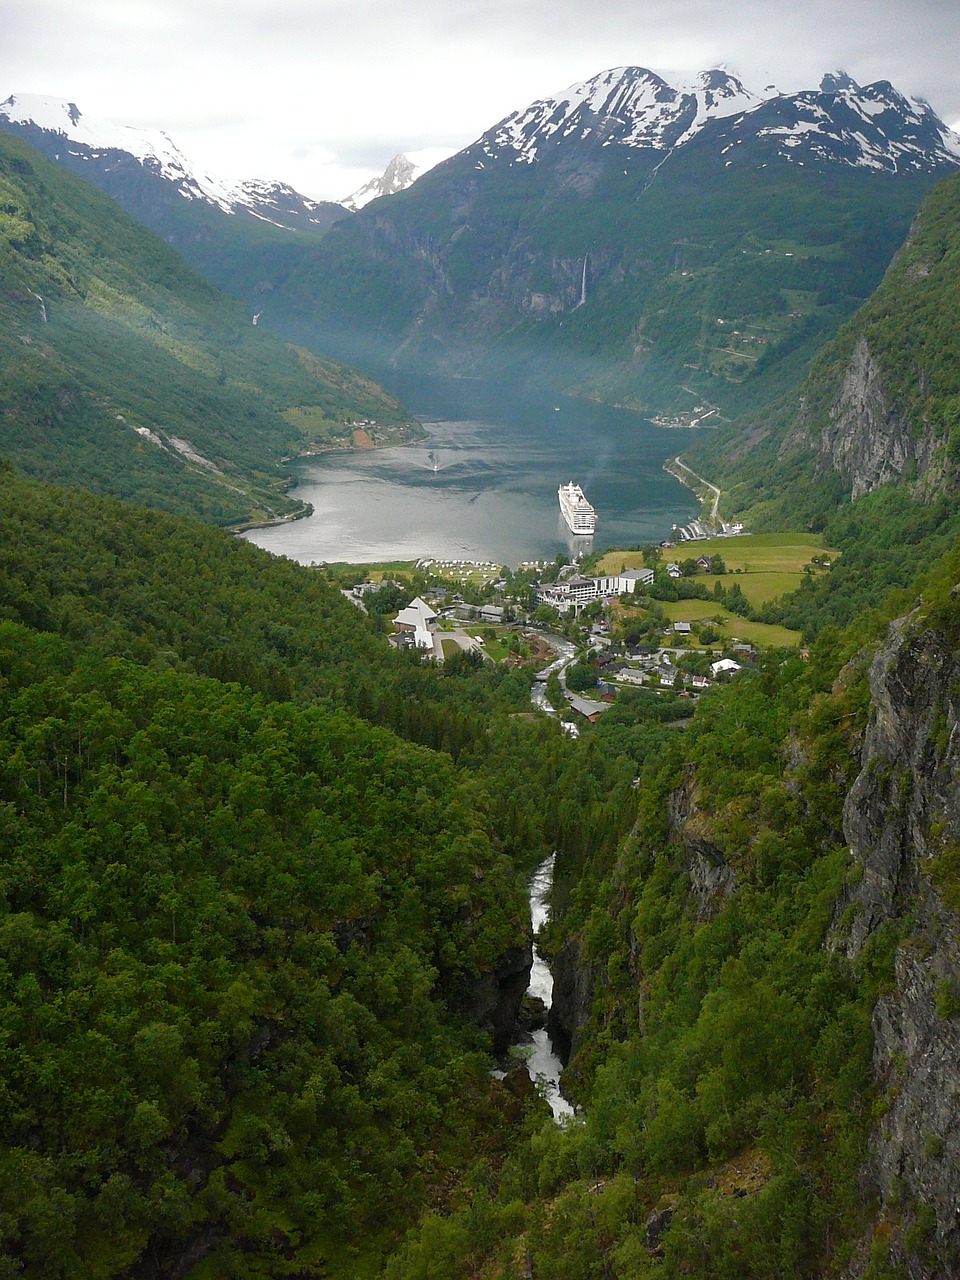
[
  {"xmin": 244, "ymin": 373, "xmax": 706, "ymax": 566},
  {"xmin": 521, "ymin": 854, "xmax": 575, "ymax": 1122}
]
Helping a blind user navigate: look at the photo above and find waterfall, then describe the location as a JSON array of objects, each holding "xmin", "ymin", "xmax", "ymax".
[
  {"xmin": 521, "ymin": 854, "xmax": 575, "ymax": 1121},
  {"xmin": 574, "ymin": 255, "xmax": 588, "ymax": 309}
]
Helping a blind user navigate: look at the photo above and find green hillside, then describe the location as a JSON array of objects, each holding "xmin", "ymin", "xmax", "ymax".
[
  {"xmin": 687, "ymin": 170, "xmax": 960, "ymax": 528},
  {"xmin": 0, "ymin": 131, "xmax": 417, "ymax": 525},
  {"xmin": 269, "ymin": 140, "xmax": 938, "ymax": 419},
  {"xmin": 4, "ymin": 454, "xmax": 959, "ymax": 1277},
  {"xmin": 0, "ymin": 461, "xmax": 654, "ymax": 1275}
]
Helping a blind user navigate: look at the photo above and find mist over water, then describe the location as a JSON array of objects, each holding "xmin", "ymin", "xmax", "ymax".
[{"xmin": 245, "ymin": 374, "xmax": 706, "ymax": 566}]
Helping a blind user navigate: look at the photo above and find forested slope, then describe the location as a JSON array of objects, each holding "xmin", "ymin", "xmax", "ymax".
[
  {"xmin": 1, "ymin": 632, "xmax": 523, "ymax": 1276},
  {"xmin": 688, "ymin": 170, "xmax": 960, "ymax": 528},
  {"xmin": 0, "ymin": 131, "xmax": 416, "ymax": 526},
  {"xmin": 6, "ymin": 446, "xmax": 960, "ymax": 1278},
  {"xmin": 0, "ymin": 462, "xmax": 658, "ymax": 1276},
  {"xmin": 378, "ymin": 528, "xmax": 960, "ymax": 1280}
]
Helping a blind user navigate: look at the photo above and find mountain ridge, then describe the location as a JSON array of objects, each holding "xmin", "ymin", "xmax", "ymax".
[
  {"xmin": 0, "ymin": 92, "xmax": 346, "ymax": 229},
  {"xmin": 0, "ymin": 128, "xmax": 417, "ymax": 525},
  {"xmin": 264, "ymin": 65, "xmax": 958, "ymax": 419},
  {"xmin": 687, "ymin": 168, "xmax": 960, "ymax": 524}
]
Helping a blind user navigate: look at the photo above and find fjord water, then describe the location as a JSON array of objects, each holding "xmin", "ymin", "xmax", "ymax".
[{"xmin": 245, "ymin": 374, "xmax": 705, "ymax": 566}]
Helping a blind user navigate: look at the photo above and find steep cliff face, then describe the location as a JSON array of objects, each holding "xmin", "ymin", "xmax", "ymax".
[
  {"xmin": 667, "ymin": 764, "xmax": 738, "ymax": 920},
  {"xmin": 550, "ymin": 767, "xmax": 739, "ymax": 1085},
  {"xmin": 837, "ymin": 608, "xmax": 960, "ymax": 1278},
  {"xmin": 548, "ymin": 936, "xmax": 594, "ymax": 1066},
  {"xmin": 768, "ymin": 172, "xmax": 960, "ymax": 510},
  {"xmin": 788, "ymin": 337, "xmax": 945, "ymax": 499},
  {"xmin": 461, "ymin": 943, "xmax": 533, "ymax": 1056}
]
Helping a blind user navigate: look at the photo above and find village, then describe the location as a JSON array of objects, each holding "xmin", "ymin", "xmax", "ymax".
[{"xmin": 340, "ymin": 531, "xmax": 831, "ymax": 726}]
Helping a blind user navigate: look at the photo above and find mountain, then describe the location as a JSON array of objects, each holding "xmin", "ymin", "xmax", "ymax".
[
  {"xmin": 688, "ymin": 168, "xmax": 960, "ymax": 526},
  {"xmin": 342, "ymin": 146, "xmax": 457, "ymax": 211},
  {"xmin": 706, "ymin": 73, "xmax": 960, "ymax": 174},
  {"xmin": 0, "ymin": 129, "xmax": 418, "ymax": 525},
  {"xmin": 479, "ymin": 65, "xmax": 763, "ymax": 161},
  {"xmin": 0, "ymin": 93, "xmax": 349, "ymax": 298},
  {"xmin": 265, "ymin": 67, "xmax": 960, "ymax": 418}
]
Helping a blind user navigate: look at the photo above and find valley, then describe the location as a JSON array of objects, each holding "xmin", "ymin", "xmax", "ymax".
[{"xmin": 1, "ymin": 52, "xmax": 960, "ymax": 1280}]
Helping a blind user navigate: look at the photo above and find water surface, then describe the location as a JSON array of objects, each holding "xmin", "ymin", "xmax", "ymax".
[{"xmin": 245, "ymin": 375, "xmax": 705, "ymax": 566}]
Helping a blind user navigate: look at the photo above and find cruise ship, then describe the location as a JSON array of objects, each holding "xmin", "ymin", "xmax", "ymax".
[{"xmin": 558, "ymin": 482, "xmax": 597, "ymax": 535}]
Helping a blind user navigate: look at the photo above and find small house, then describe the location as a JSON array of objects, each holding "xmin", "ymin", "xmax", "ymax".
[{"xmin": 710, "ymin": 658, "xmax": 741, "ymax": 677}]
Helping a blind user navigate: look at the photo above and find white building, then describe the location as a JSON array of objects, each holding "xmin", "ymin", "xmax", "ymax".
[
  {"xmin": 710, "ymin": 658, "xmax": 742, "ymax": 677},
  {"xmin": 535, "ymin": 567, "xmax": 655, "ymax": 613},
  {"xmin": 393, "ymin": 597, "xmax": 438, "ymax": 650}
]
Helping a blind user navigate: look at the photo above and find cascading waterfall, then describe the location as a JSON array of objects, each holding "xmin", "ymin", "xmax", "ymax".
[{"xmin": 521, "ymin": 854, "xmax": 574, "ymax": 1121}]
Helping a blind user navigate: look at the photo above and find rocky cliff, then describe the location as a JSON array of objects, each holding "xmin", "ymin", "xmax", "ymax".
[
  {"xmin": 462, "ymin": 942, "xmax": 533, "ymax": 1056},
  {"xmin": 836, "ymin": 606, "xmax": 960, "ymax": 1278},
  {"xmin": 785, "ymin": 337, "xmax": 946, "ymax": 499},
  {"xmin": 772, "ymin": 171, "xmax": 960, "ymax": 508}
]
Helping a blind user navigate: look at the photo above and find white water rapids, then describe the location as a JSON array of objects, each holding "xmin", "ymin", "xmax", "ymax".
[{"xmin": 521, "ymin": 854, "xmax": 575, "ymax": 1121}]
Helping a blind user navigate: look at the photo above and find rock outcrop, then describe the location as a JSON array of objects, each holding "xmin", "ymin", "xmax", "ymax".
[
  {"xmin": 786, "ymin": 338, "xmax": 943, "ymax": 499},
  {"xmin": 668, "ymin": 764, "xmax": 738, "ymax": 920},
  {"xmin": 548, "ymin": 936, "xmax": 594, "ymax": 1065},
  {"xmin": 837, "ymin": 608, "xmax": 960, "ymax": 1278},
  {"xmin": 462, "ymin": 943, "xmax": 533, "ymax": 1056}
]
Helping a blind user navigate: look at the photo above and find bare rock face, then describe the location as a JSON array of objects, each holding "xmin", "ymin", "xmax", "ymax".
[
  {"xmin": 668, "ymin": 764, "xmax": 738, "ymax": 920},
  {"xmin": 839, "ymin": 609, "xmax": 960, "ymax": 1278},
  {"xmin": 548, "ymin": 936, "xmax": 594, "ymax": 1065},
  {"xmin": 462, "ymin": 943, "xmax": 533, "ymax": 1056},
  {"xmin": 785, "ymin": 338, "xmax": 943, "ymax": 499}
]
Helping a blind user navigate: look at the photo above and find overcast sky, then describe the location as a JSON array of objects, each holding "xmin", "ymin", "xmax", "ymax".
[{"xmin": 5, "ymin": 0, "xmax": 960, "ymax": 201}]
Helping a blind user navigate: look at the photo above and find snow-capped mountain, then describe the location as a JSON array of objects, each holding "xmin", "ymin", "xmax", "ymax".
[
  {"xmin": 473, "ymin": 66, "xmax": 960, "ymax": 175},
  {"xmin": 0, "ymin": 93, "xmax": 345, "ymax": 232},
  {"xmin": 718, "ymin": 74, "xmax": 960, "ymax": 173},
  {"xmin": 268, "ymin": 63, "xmax": 960, "ymax": 417},
  {"xmin": 0, "ymin": 94, "xmax": 240, "ymax": 207},
  {"xmin": 479, "ymin": 67, "xmax": 764, "ymax": 164},
  {"xmin": 343, "ymin": 148, "xmax": 456, "ymax": 211}
]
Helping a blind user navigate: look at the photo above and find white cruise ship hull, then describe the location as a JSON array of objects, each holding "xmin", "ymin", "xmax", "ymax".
[{"xmin": 558, "ymin": 482, "xmax": 597, "ymax": 535}]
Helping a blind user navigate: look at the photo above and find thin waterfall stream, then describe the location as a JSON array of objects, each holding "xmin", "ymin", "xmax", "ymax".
[{"xmin": 519, "ymin": 854, "xmax": 575, "ymax": 1121}]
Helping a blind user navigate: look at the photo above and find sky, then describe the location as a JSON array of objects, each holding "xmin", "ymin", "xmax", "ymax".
[{"xmin": 5, "ymin": 0, "xmax": 960, "ymax": 202}]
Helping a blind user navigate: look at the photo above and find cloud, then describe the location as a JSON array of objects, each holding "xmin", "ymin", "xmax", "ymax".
[{"xmin": 4, "ymin": 0, "xmax": 960, "ymax": 199}]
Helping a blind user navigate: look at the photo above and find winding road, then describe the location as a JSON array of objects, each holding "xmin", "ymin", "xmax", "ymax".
[{"xmin": 666, "ymin": 456, "xmax": 721, "ymax": 526}]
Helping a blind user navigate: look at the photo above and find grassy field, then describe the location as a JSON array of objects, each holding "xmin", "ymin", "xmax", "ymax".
[
  {"xmin": 711, "ymin": 571, "xmax": 806, "ymax": 608},
  {"xmin": 598, "ymin": 533, "xmax": 839, "ymax": 609},
  {"xmin": 657, "ymin": 599, "xmax": 802, "ymax": 648}
]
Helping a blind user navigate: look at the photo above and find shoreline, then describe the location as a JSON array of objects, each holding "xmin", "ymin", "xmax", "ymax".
[
  {"xmin": 236, "ymin": 420, "xmax": 427, "ymax": 534},
  {"xmin": 231, "ymin": 499, "xmax": 315, "ymax": 535},
  {"xmin": 663, "ymin": 456, "xmax": 726, "ymax": 537}
]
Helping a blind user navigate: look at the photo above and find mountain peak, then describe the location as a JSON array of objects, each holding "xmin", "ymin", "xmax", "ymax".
[
  {"xmin": 721, "ymin": 76, "xmax": 960, "ymax": 173},
  {"xmin": 820, "ymin": 70, "xmax": 861, "ymax": 94},
  {"xmin": 0, "ymin": 92, "xmax": 347, "ymax": 230},
  {"xmin": 478, "ymin": 65, "xmax": 763, "ymax": 164},
  {"xmin": 342, "ymin": 147, "xmax": 455, "ymax": 211},
  {"xmin": 0, "ymin": 91, "xmax": 239, "ymax": 208}
]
